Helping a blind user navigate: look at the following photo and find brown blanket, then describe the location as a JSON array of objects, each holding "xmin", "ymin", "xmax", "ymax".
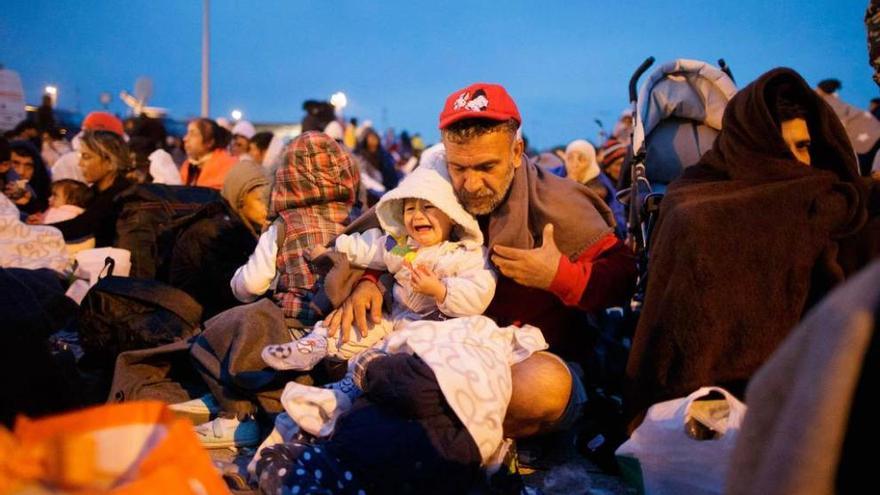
[{"xmin": 625, "ymin": 68, "xmax": 872, "ymax": 423}]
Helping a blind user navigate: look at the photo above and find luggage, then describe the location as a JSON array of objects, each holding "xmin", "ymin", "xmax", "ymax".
[
  {"xmin": 78, "ymin": 258, "xmax": 203, "ymax": 367},
  {"xmin": 114, "ymin": 183, "xmax": 222, "ymax": 279}
]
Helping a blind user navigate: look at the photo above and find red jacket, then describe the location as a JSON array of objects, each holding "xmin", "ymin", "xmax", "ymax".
[{"xmin": 485, "ymin": 232, "xmax": 637, "ymax": 363}]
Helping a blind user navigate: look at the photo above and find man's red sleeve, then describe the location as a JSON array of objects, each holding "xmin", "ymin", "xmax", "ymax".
[
  {"xmin": 548, "ymin": 233, "xmax": 638, "ymax": 312},
  {"xmin": 360, "ymin": 269, "xmax": 384, "ymax": 286}
]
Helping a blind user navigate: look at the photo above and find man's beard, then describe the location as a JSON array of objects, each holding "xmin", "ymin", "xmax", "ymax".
[{"xmin": 456, "ymin": 164, "xmax": 515, "ymax": 216}]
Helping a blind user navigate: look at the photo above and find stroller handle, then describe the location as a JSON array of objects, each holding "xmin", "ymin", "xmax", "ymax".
[
  {"xmin": 629, "ymin": 57, "xmax": 655, "ymax": 103},
  {"xmin": 718, "ymin": 58, "xmax": 736, "ymax": 84}
]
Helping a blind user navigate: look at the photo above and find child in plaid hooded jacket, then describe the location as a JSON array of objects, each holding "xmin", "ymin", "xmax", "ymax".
[{"xmin": 229, "ymin": 131, "xmax": 361, "ymax": 330}]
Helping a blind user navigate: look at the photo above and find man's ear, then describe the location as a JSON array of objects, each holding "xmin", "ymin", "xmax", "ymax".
[{"xmin": 511, "ymin": 135, "xmax": 524, "ymax": 168}]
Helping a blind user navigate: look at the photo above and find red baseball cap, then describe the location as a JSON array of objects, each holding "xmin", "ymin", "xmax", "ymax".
[
  {"xmin": 82, "ymin": 111, "xmax": 125, "ymax": 137},
  {"xmin": 438, "ymin": 82, "xmax": 521, "ymax": 129}
]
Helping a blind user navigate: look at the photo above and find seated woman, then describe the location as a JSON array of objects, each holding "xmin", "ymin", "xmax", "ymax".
[
  {"xmin": 179, "ymin": 118, "xmax": 236, "ymax": 190},
  {"xmin": 47, "ymin": 130, "xmax": 133, "ymax": 247}
]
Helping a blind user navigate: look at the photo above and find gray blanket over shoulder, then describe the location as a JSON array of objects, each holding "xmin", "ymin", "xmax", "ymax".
[{"xmin": 726, "ymin": 261, "xmax": 880, "ymax": 495}]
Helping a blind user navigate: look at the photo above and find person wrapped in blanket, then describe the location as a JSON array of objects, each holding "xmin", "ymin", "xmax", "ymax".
[{"xmin": 252, "ymin": 157, "xmax": 549, "ymax": 494}]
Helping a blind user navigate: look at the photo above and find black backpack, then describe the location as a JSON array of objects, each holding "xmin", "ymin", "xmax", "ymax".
[
  {"xmin": 78, "ymin": 258, "xmax": 203, "ymax": 368},
  {"xmin": 114, "ymin": 184, "xmax": 222, "ymax": 279}
]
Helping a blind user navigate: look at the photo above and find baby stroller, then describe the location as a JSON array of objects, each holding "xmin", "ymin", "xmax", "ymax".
[
  {"xmin": 576, "ymin": 58, "xmax": 737, "ymax": 471},
  {"xmin": 619, "ymin": 58, "xmax": 737, "ymax": 309}
]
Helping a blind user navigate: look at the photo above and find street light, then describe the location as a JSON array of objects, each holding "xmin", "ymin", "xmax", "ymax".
[
  {"xmin": 45, "ymin": 85, "xmax": 58, "ymax": 107},
  {"xmin": 330, "ymin": 91, "xmax": 347, "ymax": 110},
  {"xmin": 231, "ymin": 109, "xmax": 242, "ymax": 121}
]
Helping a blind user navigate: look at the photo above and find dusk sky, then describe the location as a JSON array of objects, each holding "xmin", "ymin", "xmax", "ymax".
[{"xmin": 2, "ymin": 0, "xmax": 877, "ymax": 148}]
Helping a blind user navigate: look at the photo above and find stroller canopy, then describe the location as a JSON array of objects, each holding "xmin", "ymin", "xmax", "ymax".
[{"xmin": 632, "ymin": 59, "xmax": 737, "ymax": 185}]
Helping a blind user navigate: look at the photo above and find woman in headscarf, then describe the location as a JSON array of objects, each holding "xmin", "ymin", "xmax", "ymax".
[
  {"xmin": 559, "ymin": 139, "xmax": 627, "ymax": 238},
  {"xmin": 167, "ymin": 160, "xmax": 270, "ymax": 319}
]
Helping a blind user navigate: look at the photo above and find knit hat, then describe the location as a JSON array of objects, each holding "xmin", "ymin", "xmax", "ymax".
[
  {"xmin": 600, "ymin": 137, "xmax": 627, "ymax": 170},
  {"xmin": 439, "ymin": 82, "xmax": 521, "ymax": 129},
  {"xmin": 82, "ymin": 112, "xmax": 125, "ymax": 137},
  {"xmin": 565, "ymin": 139, "xmax": 600, "ymax": 183},
  {"xmin": 221, "ymin": 160, "xmax": 269, "ymax": 214},
  {"xmin": 232, "ymin": 120, "xmax": 256, "ymax": 139}
]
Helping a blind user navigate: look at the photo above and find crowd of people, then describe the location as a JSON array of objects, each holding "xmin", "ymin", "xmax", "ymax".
[{"xmin": 5, "ymin": 27, "xmax": 880, "ymax": 493}]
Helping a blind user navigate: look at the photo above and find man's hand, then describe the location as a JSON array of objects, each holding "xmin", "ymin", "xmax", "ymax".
[
  {"xmin": 410, "ymin": 264, "xmax": 447, "ymax": 302},
  {"xmin": 491, "ymin": 223, "xmax": 562, "ymax": 290},
  {"xmin": 323, "ymin": 279, "xmax": 383, "ymax": 343}
]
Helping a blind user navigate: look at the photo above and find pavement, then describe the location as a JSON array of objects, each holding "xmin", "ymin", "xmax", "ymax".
[{"xmin": 207, "ymin": 442, "xmax": 636, "ymax": 494}]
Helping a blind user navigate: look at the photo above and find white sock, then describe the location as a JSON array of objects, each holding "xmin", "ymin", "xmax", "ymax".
[{"xmin": 281, "ymin": 380, "xmax": 352, "ymax": 438}]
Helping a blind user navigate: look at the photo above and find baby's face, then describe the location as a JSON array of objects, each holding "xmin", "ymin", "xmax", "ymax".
[
  {"xmin": 48, "ymin": 188, "xmax": 67, "ymax": 208},
  {"xmin": 403, "ymin": 198, "xmax": 453, "ymax": 247}
]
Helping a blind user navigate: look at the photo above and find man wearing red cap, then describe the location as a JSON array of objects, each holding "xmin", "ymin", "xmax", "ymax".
[{"xmin": 328, "ymin": 83, "xmax": 637, "ymax": 438}]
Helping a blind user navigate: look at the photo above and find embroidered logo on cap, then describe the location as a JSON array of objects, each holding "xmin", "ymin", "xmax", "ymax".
[{"xmin": 453, "ymin": 89, "xmax": 489, "ymax": 112}]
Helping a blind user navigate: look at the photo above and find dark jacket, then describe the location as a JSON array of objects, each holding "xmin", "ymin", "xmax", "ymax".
[{"xmin": 168, "ymin": 202, "xmax": 258, "ymax": 320}]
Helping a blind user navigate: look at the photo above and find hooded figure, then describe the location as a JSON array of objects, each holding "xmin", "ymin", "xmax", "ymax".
[
  {"xmin": 168, "ymin": 161, "xmax": 270, "ymax": 319},
  {"xmin": 271, "ymin": 131, "xmax": 361, "ymax": 328},
  {"xmin": 285, "ymin": 161, "xmax": 495, "ymax": 340},
  {"xmin": 625, "ymin": 68, "xmax": 876, "ymax": 426}
]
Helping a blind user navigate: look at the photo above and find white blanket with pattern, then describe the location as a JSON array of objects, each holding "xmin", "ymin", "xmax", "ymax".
[
  {"xmin": 0, "ymin": 194, "xmax": 70, "ymax": 273},
  {"xmin": 380, "ymin": 315, "xmax": 548, "ymax": 465}
]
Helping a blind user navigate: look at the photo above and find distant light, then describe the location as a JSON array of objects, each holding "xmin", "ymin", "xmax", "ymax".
[
  {"xmin": 44, "ymin": 85, "xmax": 58, "ymax": 107},
  {"xmin": 231, "ymin": 109, "xmax": 243, "ymax": 121},
  {"xmin": 330, "ymin": 92, "xmax": 347, "ymax": 110}
]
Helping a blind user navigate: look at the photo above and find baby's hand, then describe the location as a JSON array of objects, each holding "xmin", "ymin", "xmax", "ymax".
[
  {"xmin": 26, "ymin": 212, "xmax": 45, "ymax": 225},
  {"xmin": 410, "ymin": 264, "xmax": 446, "ymax": 302}
]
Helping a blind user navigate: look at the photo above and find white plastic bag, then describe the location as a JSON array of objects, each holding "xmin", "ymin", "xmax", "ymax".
[
  {"xmin": 616, "ymin": 386, "xmax": 746, "ymax": 495},
  {"xmin": 65, "ymin": 247, "xmax": 132, "ymax": 304}
]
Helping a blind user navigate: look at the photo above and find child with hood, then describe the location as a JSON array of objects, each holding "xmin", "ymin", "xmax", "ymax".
[
  {"xmin": 229, "ymin": 131, "xmax": 361, "ymax": 327},
  {"xmin": 186, "ymin": 131, "xmax": 360, "ymax": 447},
  {"xmin": 167, "ymin": 160, "xmax": 270, "ymax": 319},
  {"xmin": 260, "ymin": 161, "xmax": 497, "ymax": 371}
]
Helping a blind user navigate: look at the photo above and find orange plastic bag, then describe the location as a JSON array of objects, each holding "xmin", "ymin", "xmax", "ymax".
[{"xmin": 0, "ymin": 401, "xmax": 229, "ymax": 495}]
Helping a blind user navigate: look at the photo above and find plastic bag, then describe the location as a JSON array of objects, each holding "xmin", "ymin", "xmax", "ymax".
[
  {"xmin": 65, "ymin": 247, "xmax": 131, "ymax": 304},
  {"xmin": 616, "ymin": 386, "xmax": 746, "ymax": 495},
  {"xmin": 0, "ymin": 401, "xmax": 228, "ymax": 494}
]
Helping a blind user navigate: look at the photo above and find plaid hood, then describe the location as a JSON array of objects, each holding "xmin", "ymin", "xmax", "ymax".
[
  {"xmin": 271, "ymin": 131, "xmax": 360, "ymax": 327},
  {"xmin": 270, "ymin": 131, "xmax": 359, "ymax": 216}
]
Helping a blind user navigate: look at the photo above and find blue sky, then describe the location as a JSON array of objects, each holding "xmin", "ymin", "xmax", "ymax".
[{"xmin": 2, "ymin": 0, "xmax": 877, "ymax": 148}]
